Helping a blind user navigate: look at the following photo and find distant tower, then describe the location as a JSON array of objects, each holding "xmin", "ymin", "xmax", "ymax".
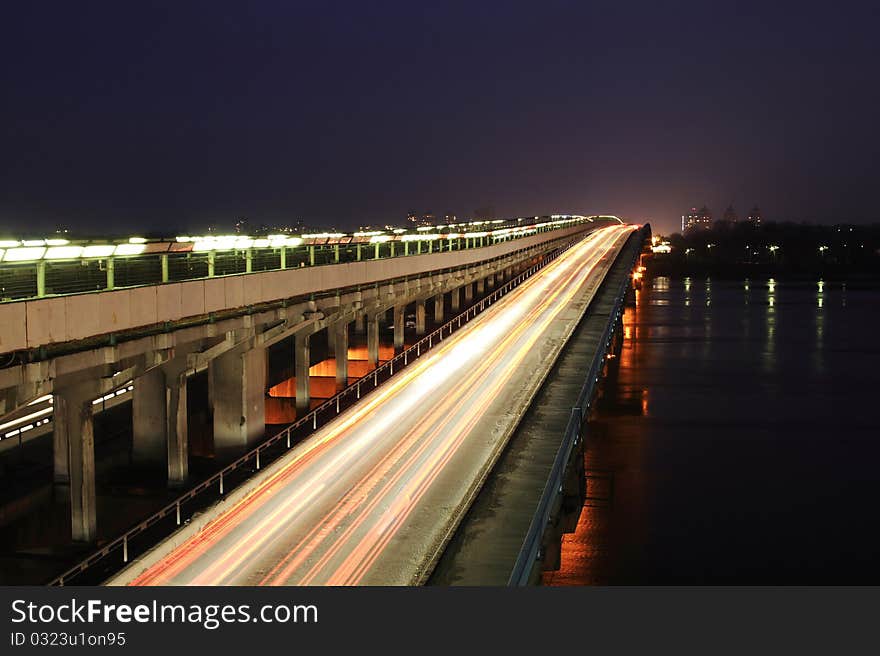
[
  {"xmin": 723, "ymin": 204, "xmax": 738, "ymax": 223},
  {"xmin": 746, "ymin": 205, "xmax": 763, "ymax": 226},
  {"xmin": 682, "ymin": 205, "xmax": 713, "ymax": 232}
]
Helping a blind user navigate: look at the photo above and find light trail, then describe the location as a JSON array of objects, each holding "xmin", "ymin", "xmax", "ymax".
[{"xmin": 125, "ymin": 224, "xmax": 634, "ymax": 586}]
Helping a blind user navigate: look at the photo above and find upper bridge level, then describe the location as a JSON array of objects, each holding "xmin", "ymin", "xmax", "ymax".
[
  {"xmin": 0, "ymin": 216, "xmax": 622, "ymax": 443},
  {"xmin": 0, "ymin": 215, "xmax": 619, "ymax": 360}
]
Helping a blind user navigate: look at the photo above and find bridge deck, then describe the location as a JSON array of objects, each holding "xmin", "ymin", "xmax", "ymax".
[
  {"xmin": 108, "ymin": 226, "xmax": 633, "ymax": 586},
  {"xmin": 428, "ymin": 230, "xmax": 643, "ymax": 585}
]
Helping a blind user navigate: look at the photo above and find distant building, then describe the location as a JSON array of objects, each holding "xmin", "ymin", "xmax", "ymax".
[
  {"xmin": 681, "ymin": 205, "xmax": 712, "ymax": 232},
  {"xmin": 406, "ymin": 211, "xmax": 436, "ymax": 227},
  {"xmin": 746, "ymin": 205, "xmax": 763, "ymax": 226},
  {"xmin": 722, "ymin": 204, "xmax": 738, "ymax": 223}
]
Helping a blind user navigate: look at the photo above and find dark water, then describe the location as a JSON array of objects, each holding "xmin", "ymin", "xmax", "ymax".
[{"xmin": 544, "ymin": 276, "xmax": 880, "ymax": 585}]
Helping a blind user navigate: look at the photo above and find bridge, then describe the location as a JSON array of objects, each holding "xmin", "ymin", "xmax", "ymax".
[{"xmin": 0, "ymin": 216, "xmax": 649, "ymax": 585}]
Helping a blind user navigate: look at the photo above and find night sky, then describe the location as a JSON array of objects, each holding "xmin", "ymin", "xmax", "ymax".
[{"xmin": 1, "ymin": 1, "xmax": 878, "ymax": 236}]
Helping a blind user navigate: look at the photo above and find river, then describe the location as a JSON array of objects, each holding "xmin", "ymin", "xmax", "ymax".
[{"xmin": 544, "ymin": 275, "xmax": 880, "ymax": 584}]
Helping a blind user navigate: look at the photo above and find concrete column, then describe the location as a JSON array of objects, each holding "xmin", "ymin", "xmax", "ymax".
[
  {"xmin": 434, "ymin": 293, "xmax": 444, "ymax": 324},
  {"xmin": 415, "ymin": 301, "xmax": 426, "ymax": 335},
  {"xmin": 295, "ymin": 332, "xmax": 311, "ymax": 415},
  {"xmin": 327, "ymin": 324, "xmax": 336, "ymax": 358},
  {"xmin": 207, "ymin": 362, "xmax": 215, "ymax": 412},
  {"xmin": 165, "ymin": 367, "xmax": 188, "ymax": 487},
  {"xmin": 53, "ymin": 404, "xmax": 70, "ymax": 485},
  {"xmin": 477, "ymin": 278, "xmax": 485, "ymax": 295},
  {"xmin": 132, "ymin": 367, "xmax": 167, "ymax": 467},
  {"xmin": 355, "ymin": 313, "xmax": 366, "ymax": 335},
  {"xmin": 367, "ymin": 314, "xmax": 380, "ymax": 368},
  {"xmin": 464, "ymin": 282, "xmax": 474, "ymax": 302},
  {"xmin": 133, "ymin": 362, "xmax": 189, "ymax": 485},
  {"xmin": 212, "ymin": 347, "xmax": 266, "ymax": 459},
  {"xmin": 451, "ymin": 287, "xmax": 460, "ymax": 311},
  {"xmin": 54, "ymin": 386, "xmax": 97, "ymax": 542},
  {"xmin": 488, "ymin": 274, "xmax": 495, "ymax": 289},
  {"xmin": 334, "ymin": 321, "xmax": 349, "ymax": 390},
  {"xmin": 393, "ymin": 305, "xmax": 405, "ymax": 352}
]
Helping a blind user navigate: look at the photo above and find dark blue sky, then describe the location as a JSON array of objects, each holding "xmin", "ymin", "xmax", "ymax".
[{"xmin": 1, "ymin": 1, "xmax": 877, "ymax": 235}]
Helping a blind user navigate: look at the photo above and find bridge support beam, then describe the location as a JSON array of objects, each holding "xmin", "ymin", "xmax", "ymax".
[
  {"xmin": 53, "ymin": 384, "xmax": 98, "ymax": 543},
  {"xmin": 367, "ymin": 313, "xmax": 380, "ymax": 368},
  {"xmin": 334, "ymin": 321, "xmax": 349, "ymax": 391},
  {"xmin": 487, "ymin": 274, "xmax": 494, "ymax": 289},
  {"xmin": 164, "ymin": 366, "xmax": 189, "ymax": 487},
  {"xmin": 464, "ymin": 282, "xmax": 474, "ymax": 302},
  {"xmin": 295, "ymin": 332, "xmax": 311, "ymax": 415},
  {"xmin": 393, "ymin": 304, "xmax": 405, "ymax": 352},
  {"xmin": 434, "ymin": 293, "xmax": 444, "ymax": 324},
  {"xmin": 451, "ymin": 287, "xmax": 460, "ymax": 312},
  {"xmin": 476, "ymin": 278, "xmax": 485, "ymax": 295},
  {"xmin": 415, "ymin": 301, "xmax": 426, "ymax": 335},
  {"xmin": 132, "ymin": 367, "xmax": 168, "ymax": 468},
  {"xmin": 326, "ymin": 324, "xmax": 336, "ymax": 358},
  {"xmin": 211, "ymin": 347, "xmax": 266, "ymax": 460}
]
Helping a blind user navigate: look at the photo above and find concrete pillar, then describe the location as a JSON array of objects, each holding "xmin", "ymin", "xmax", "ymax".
[
  {"xmin": 327, "ymin": 324, "xmax": 336, "ymax": 358},
  {"xmin": 393, "ymin": 305, "xmax": 405, "ymax": 352},
  {"xmin": 488, "ymin": 274, "xmax": 495, "ymax": 289},
  {"xmin": 211, "ymin": 347, "xmax": 266, "ymax": 459},
  {"xmin": 451, "ymin": 287, "xmax": 460, "ymax": 311},
  {"xmin": 165, "ymin": 367, "xmax": 188, "ymax": 487},
  {"xmin": 132, "ymin": 367, "xmax": 167, "ymax": 467},
  {"xmin": 367, "ymin": 313, "xmax": 380, "ymax": 368},
  {"xmin": 434, "ymin": 293, "xmax": 444, "ymax": 324},
  {"xmin": 207, "ymin": 362, "xmax": 215, "ymax": 413},
  {"xmin": 133, "ymin": 363, "xmax": 188, "ymax": 485},
  {"xmin": 464, "ymin": 282, "xmax": 474, "ymax": 302},
  {"xmin": 53, "ymin": 406, "xmax": 70, "ymax": 485},
  {"xmin": 335, "ymin": 321, "xmax": 349, "ymax": 390},
  {"xmin": 295, "ymin": 332, "xmax": 311, "ymax": 415},
  {"xmin": 477, "ymin": 278, "xmax": 485, "ymax": 295},
  {"xmin": 54, "ymin": 386, "xmax": 97, "ymax": 542},
  {"xmin": 355, "ymin": 313, "xmax": 366, "ymax": 335},
  {"xmin": 415, "ymin": 301, "xmax": 426, "ymax": 335}
]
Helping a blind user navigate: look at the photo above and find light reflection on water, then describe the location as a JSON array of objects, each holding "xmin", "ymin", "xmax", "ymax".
[{"xmin": 545, "ymin": 275, "xmax": 880, "ymax": 585}]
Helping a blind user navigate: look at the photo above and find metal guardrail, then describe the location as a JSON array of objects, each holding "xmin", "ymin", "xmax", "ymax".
[
  {"xmin": 507, "ymin": 228, "xmax": 647, "ymax": 586},
  {"xmin": 47, "ymin": 233, "xmax": 584, "ymax": 586}
]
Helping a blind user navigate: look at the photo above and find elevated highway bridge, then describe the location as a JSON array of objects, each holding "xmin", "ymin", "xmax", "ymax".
[{"xmin": 0, "ymin": 215, "xmax": 649, "ymax": 585}]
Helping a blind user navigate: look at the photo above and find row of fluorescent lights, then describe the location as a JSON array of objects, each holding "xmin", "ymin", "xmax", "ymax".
[
  {"xmin": 0, "ymin": 237, "xmax": 149, "ymax": 263},
  {"xmin": 0, "ymin": 215, "xmax": 595, "ymax": 265},
  {"xmin": 0, "ymin": 384, "xmax": 134, "ymax": 441},
  {"xmin": 176, "ymin": 235, "xmax": 305, "ymax": 251}
]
